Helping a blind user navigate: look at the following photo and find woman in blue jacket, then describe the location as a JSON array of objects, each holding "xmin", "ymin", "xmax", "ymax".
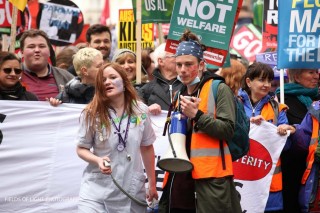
[{"xmin": 239, "ymin": 62, "xmax": 296, "ymax": 212}]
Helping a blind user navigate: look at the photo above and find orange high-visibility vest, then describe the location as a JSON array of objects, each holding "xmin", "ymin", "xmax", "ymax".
[
  {"xmin": 301, "ymin": 116, "xmax": 319, "ymax": 184},
  {"xmin": 162, "ymin": 79, "xmax": 233, "ymax": 187},
  {"xmin": 261, "ymin": 102, "xmax": 288, "ymax": 192},
  {"xmin": 190, "ymin": 79, "xmax": 233, "ymax": 179}
]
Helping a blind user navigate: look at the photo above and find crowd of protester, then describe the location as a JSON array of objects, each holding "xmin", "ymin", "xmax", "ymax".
[{"xmin": 0, "ymin": 12, "xmax": 319, "ymax": 212}]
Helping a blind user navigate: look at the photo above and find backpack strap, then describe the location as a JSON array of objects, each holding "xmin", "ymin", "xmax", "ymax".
[
  {"xmin": 269, "ymin": 98, "xmax": 279, "ymax": 125},
  {"xmin": 212, "ymin": 79, "xmax": 223, "ymax": 107},
  {"xmin": 208, "ymin": 79, "xmax": 222, "ymax": 117},
  {"xmin": 210, "ymin": 79, "xmax": 227, "ymax": 170}
]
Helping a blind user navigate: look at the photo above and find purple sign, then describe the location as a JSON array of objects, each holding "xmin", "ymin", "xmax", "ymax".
[{"xmin": 256, "ymin": 52, "xmax": 287, "ymax": 79}]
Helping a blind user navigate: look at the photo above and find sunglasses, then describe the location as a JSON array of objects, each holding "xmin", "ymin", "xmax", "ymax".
[{"xmin": 2, "ymin": 68, "xmax": 23, "ymax": 75}]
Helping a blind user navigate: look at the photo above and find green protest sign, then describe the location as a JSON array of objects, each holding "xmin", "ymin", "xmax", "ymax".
[
  {"xmin": 166, "ymin": 0, "xmax": 241, "ymax": 67},
  {"xmin": 132, "ymin": 0, "xmax": 174, "ymax": 23}
]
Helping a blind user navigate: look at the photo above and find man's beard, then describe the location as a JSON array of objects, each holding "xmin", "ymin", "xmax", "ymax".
[
  {"xmin": 103, "ymin": 54, "xmax": 110, "ymax": 61},
  {"xmin": 97, "ymin": 47, "xmax": 110, "ymax": 61}
]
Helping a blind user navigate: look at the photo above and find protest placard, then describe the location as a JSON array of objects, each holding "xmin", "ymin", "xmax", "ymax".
[
  {"xmin": 37, "ymin": 0, "xmax": 83, "ymax": 46},
  {"xmin": 230, "ymin": 23, "xmax": 264, "ymax": 62},
  {"xmin": 262, "ymin": 0, "xmax": 278, "ymax": 49},
  {"xmin": 278, "ymin": 0, "xmax": 320, "ymax": 68},
  {"xmin": 132, "ymin": 0, "xmax": 174, "ymax": 23},
  {"xmin": 256, "ymin": 52, "xmax": 288, "ymax": 79},
  {"xmin": 118, "ymin": 9, "xmax": 154, "ymax": 52},
  {"xmin": 0, "ymin": 1, "xmax": 22, "ymax": 29},
  {"xmin": 165, "ymin": 0, "xmax": 242, "ymax": 67}
]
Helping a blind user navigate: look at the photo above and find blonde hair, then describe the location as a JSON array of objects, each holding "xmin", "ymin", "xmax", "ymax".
[
  {"xmin": 111, "ymin": 49, "xmax": 149, "ymax": 83},
  {"xmin": 73, "ymin": 47, "xmax": 102, "ymax": 77},
  {"xmin": 219, "ymin": 59, "xmax": 246, "ymax": 95},
  {"xmin": 113, "ymin": 52, "xmax": 136, "ymax": 64}
]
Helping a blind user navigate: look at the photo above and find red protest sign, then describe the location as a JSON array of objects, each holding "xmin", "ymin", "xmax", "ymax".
[
  {"xmin": 0, "ymin": 0, "xmax": 21, "ymax": 28},
  {"xmin": 230, "ymin": 24, "xmax": 267, "ymax": 62}
]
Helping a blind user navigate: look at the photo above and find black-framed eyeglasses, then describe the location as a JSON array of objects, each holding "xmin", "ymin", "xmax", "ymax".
[{"xmin": 2, "ymin": 68, "xmax": 23, "ymax": 75}]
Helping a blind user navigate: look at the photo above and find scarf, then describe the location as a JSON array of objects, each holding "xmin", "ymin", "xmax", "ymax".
[
  {"xmin": 0, "ymin": 82, "xmax": 26, "ymax": 100},
  {"xmin": 275, "ymin": 83, "xmax": 318, "ymax": 108}
]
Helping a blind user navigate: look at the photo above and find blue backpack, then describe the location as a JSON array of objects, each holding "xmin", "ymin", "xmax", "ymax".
[{"xmin": 212, "ymin": 80, "xmax": 250, "ymax": 162}]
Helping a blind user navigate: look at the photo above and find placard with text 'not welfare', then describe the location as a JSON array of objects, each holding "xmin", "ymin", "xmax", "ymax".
[{"xmin": 166, "ymin": 0, "xmax": 241, "ymax": 67}]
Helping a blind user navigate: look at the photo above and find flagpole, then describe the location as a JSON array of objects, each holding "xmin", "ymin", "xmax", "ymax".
[
  {"xmin": 279, "ymin": 69, "xmax": 285, "ymax": 104},
  {"xmin": 9, "ymin": 6, "xmax": 18, "ymax": 53},
  {"xmin": 158, "ymin": 23, "xmax": 164, "ymax": 44},
  {"xmin": 2, "ymin": 34, "xmax": 9, "ymax": 51},
  {"xmin": 135, "ymin": 0, "xmax": 142, "ymax": 84}
]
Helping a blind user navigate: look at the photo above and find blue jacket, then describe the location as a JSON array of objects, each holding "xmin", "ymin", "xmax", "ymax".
[
  {"xmin": 290, "ymin": 102, "xmax": 319, "ymax": 152},
  {"xmin": 239, "ymin": 89, "xmax": 289, "ymax": 211}
]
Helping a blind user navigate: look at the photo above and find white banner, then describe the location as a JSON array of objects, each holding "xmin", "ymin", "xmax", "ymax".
[
  {"xmin": 0, "ymin": 101, "xmax": 168, "ymax": 213},
  {"xmin": 0, "ymin": 101, "xmax": 85, "ymax": 213},
  {"xmin": 0, "ymin": 101, "xmax": 288, "ymax": 212},
  {"xmin": 233, "ymin": 121, "xmax": 288, "ymax": 213}
]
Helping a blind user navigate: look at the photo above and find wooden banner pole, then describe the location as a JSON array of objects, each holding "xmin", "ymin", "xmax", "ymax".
[
  {"xmin": 279, "ymin": 69, "xmax": 285, "ymax": 104},
  {"xmin": 9, "ymin": 6, "xmax": 18, "ymax": 53},
  {"xmin": 158, "ymin": 23, "xmax": 164, "ymax": 45},
  {"xmin": 2, "ymin": 35, "xmax": 9, "ymax": 51},
  {"xmin": 135, "ymin": 0, "xmax": 142, "ymax": 84}
]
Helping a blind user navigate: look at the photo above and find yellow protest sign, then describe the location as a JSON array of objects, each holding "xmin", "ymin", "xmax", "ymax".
[{"xmin": 118, "ymin": 9, "xmax": 154, "ymax": 52}]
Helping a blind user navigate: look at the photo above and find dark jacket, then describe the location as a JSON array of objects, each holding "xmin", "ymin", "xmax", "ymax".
[
  {"xmin": 67, "ymin": 65, "xmax": 77, "ymax": 77},
  {"xmin": 138, "ymin": 68, "xmax": 183, "ymax": 111},
  {"xmin": 0, "ymin": 82, "xmax": 38, "ymax": 101},
  {"xmin": 56, "ymin": 77, "xmax": 94, "ymax": 104},
  {"xmin": 52, "ymin": 66, "xmax": 75, "ymax": 93}
]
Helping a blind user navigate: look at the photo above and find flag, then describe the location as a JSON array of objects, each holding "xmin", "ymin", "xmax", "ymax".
[
  {"xmin": 233, "ymin": 122, "xmax": 288, "ymax": 212},
  {"xmin": 100, "ymin": 0, "xmax": 109, "ymax": 25},
  {"xmin": 9, "ymin": 0, "xmax": 27, "ymax": 11}
]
